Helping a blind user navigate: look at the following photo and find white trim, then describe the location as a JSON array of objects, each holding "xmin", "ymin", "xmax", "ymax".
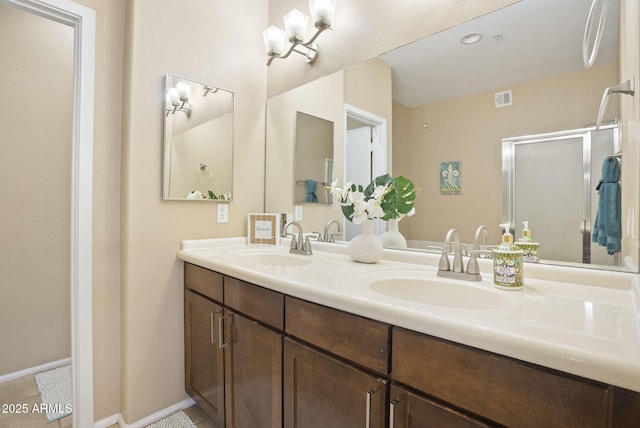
[
  {"xmin": 344, "ymin": 103, "xmax": 389, "ymax": 235},
  {"xmin": 94, "ymin": 398, "xmax": 196, "ymax": 428},
  {"xmin": 3, "ymin": 1, "xmax": 96, "ymax": 427},
  {"xmin": 0, "ymin": 358, "xmax": 72, "ymax": 384}
]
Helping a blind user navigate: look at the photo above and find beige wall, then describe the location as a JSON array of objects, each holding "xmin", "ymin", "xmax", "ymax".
[
  {"xmin": 394, "ymin": 62, "xmax": 618, "ymax": 242},
  {"xmin": 344, "ymin": 58, "xmax": 394, "ymax": 172},
  {"xmin": 266, "ymin": 70, "xmax": 345, "ymax": 231},
  {"xmin": 120, "ymin": 0, "xmax": 267, "ymax": 422},
  {"xmin": 0, "ymin": 4, "xmax": 73, "ymax": 376}
]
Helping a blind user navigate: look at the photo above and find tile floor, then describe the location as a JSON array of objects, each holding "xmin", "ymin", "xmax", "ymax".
[{"xmin": 0, "ymin": 372, "xmax": 214, "ymax": 428}]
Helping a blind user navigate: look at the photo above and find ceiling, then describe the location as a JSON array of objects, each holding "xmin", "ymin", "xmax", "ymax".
[{"xmin": 378, "ymin": 0, "xmax": 620, "ymax": 108}]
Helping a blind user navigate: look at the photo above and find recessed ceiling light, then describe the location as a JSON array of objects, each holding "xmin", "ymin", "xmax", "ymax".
[{"xmin": 460, "ymin": 32, "xmax": 483, "ymax": 45}]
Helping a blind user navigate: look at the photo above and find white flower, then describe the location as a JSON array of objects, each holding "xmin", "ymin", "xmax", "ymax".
[
  {"xmin": 186, "ymin": 190, "xmax": 205, "ymax": 199},
  {"xmin": 371, "ymin": 185, "xmax": 387, "ymax": 200},
  {"xmin": 366, "ymin": 198, "xmax": 385, "ymax": 219}
]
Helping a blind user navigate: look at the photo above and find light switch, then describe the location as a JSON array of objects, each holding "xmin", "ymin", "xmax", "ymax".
[{"xmin": 294, "ymin": 205, "xmax": 303, "ymax": 221}]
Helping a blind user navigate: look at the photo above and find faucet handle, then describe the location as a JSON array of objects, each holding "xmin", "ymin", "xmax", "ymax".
[
  {"xmin": 302, "ymin": 236, "xmax": 313, "ymax": 254},
  {"xmin": 438, "ymin": 249, "xmax": 450, "ymax": 271}
]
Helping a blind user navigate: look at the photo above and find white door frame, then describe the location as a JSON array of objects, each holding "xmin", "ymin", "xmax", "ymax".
[
  {"xmin": 5, "ymin": 0, "xmax": 95, "ymax": 426},
  {"xmin": 344, "ymin": 103, "xmax": 388, "ymax": 235}
]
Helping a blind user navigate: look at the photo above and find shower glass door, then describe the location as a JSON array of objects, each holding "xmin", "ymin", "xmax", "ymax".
[{"xmin": 502, "ymin": 124, "xmax": 619, "ymax": 266}]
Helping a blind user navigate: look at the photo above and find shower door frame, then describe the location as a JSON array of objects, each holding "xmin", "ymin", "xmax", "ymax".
[{"xmin": 502, "ymin": 123, "xmax": 620, "ymax": 265}]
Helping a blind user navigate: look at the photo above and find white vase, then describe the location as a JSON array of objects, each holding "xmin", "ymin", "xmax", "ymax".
[
  {"xmin": 380, "ymin": 218, "xmax": 408, "ymax": 249},
  {"xmin": 348, "ymin": 220, "xmax": 384, "ymax": 263}
]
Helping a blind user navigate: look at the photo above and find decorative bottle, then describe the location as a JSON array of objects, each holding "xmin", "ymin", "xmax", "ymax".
[
  {"xmin": 514, "ymin": 220, "xmax": 540, "ymax": 263},
  {"xmin": 493, "ymin": 224, "xmax": 524, "ymax": 290}
]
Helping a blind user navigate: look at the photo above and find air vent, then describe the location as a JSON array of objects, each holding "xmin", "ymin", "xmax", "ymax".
[{"xmin": 495, "ymin": 90, "xmax": 512, "ymax": 108}]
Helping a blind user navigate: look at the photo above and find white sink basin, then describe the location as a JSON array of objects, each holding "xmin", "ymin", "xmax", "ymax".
[
  {"xmin": 356, "ymin": 270, "xmax": 519, "ymax": 310},
  {"xmin": 369, "ymin": 278, "xmax": 513, "ymax": 310},
  {"xmin": 226, "ymin": 251, "xmax": 313, "ymax": 266}
]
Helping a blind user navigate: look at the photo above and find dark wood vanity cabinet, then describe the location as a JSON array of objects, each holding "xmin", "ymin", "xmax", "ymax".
[
  {"xmin": 224, "ymin": 309, "xmax": 283, "ymax": 428},
  {"xmin": 184, "ymin": 262, "xmax": 640, "ymax": 428},
  {"xmin": 392, "ymin": 327, "xmax": 640, "ymax": 427},
  {"xmin": 184, "ymin": 263, "xmax": 284, "ymax": 428},
  {"xmin": 389, "ymin": 384, "xmax": 491, "ymax": 428},
  {"xmin": 283, "ymin": 337, "xmax": 387, "ymax": 428},
  {"xmin": 185, "ymin": 289, "xmax": 225, "ymax": 427}
]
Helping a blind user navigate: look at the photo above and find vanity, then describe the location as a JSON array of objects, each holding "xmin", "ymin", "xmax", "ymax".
[{"xmin": 178, "ymin": 238, "xmax": 640, "ymax": 427}]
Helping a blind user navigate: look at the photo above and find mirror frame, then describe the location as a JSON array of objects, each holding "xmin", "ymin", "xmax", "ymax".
[{"xmin": 163, "ymin": 73, "xmax": 234, "ymax": 201}]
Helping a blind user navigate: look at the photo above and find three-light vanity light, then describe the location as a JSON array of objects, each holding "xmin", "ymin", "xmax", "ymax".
[
  {"xmin": 262, "ymin": 0, "xmax": 336, "ymax": 66},
  {"xmin": 165, "ymin": 81, "xmax": 192, "ymax": 117}
]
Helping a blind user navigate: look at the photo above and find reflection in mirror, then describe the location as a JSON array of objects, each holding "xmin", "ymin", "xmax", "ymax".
[
  {"xmin": 502, "ymin": 123, "xmax": 621, "ymax": 268},
  {"xmin": 163, "ymin": 74, "xmax": 234, "ymax": 200},
  {"xmin": 379, "ymin": 0, "xmax": 632, "ymax": 271},
  {"xmin": 294, "ymin": 112, "xmax": 334, "ymax": 204},
  {"xmin": 264, "ymin": 0, "xmax": 637, "ymax": 272}
]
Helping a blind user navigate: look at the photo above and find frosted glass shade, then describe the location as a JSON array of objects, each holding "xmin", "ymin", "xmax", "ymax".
[
  {"xmin": 175, "ymin": 82, "xmax": 190, "ymax": 101},
  {"xmin": 284, "ymin": 9, "xmax": 309, "ymax": 41},
  {"xmin": 263, "ymin": 25, "xmax": 286, "ymax": 55},
  {"xmin": 167, "ymin": 87, "xmax": 180, "ymax": 106},
  {"xmin": 309, "ymin": 0, "xmax": 336, "ymax": 27}
]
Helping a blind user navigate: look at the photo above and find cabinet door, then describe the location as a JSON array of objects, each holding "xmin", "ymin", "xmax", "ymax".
[
  {"xmin": 390, "ymin": 385, "xmax": 489, "ymax": 428},
  {"xmin": 283, "ymin": 338, "xmax": 387, "ymax": 428},
  {"xmin": 185, "ymin": 290, "xmax": 225, "ymax": 427},
  {"xmin": 224, "ymin": 310, "xmax": 283, "ymax": 428}
]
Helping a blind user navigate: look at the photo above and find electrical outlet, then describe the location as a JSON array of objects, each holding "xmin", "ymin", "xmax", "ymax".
[
  {"xmin": 294, "ymin": 205, "xmax": 303, "ymax": 221},
  {"xmin": 217, "ymin": 204, "xmax": 229, "ymax": 223}
]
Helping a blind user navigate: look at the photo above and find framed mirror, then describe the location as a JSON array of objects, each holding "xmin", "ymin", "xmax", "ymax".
[
  {"xmin": 293, "ymin": 111, "xmax": 334, "ymax": 204},
  {"xmin": 265, "ymin": 0, "xmax": 638, "ymax": 272},
  {"xmin": 163, "ymin": 74, "xmax": 234, "ymax": 201}
]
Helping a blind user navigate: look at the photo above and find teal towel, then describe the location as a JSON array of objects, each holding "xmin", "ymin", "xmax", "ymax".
[
  {"xmin": 305, "ymin": 179, "xmax": 318, "ymax": 203},
  {"xmin": 592, "ymin": 157, "xmax": 621, "ymax": 254}
]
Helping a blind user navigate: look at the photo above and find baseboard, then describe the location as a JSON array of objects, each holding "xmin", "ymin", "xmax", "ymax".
[
  {"xmin": 0, "ymin": 357, "xmax": 71, "ymax": 384},
  {"xmin": 95, "ymin": 397, "xmax": 196, "ymax": 428}
]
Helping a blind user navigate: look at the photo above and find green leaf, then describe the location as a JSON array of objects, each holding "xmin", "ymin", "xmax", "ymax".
[{"xmin": 208, "ymin": 190, "xmax": 218, "ymax": 199}]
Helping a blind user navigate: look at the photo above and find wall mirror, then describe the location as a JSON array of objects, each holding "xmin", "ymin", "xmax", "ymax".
[
  {"xmin": 294, "ymin": 111, "xmax": 334, "ymax": 204},
  {"xmin": 265, "ymin": 0, "xmax": 638, "ymax": 272},
  {"xmin": 163, "ymin": 74, "xmax": 234, "ymax": 201}
]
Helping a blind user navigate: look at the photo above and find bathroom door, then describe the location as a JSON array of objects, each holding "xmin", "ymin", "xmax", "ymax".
[{"xmin": 345, "ymin": 126, "xmax": 372, "ymax": 240}]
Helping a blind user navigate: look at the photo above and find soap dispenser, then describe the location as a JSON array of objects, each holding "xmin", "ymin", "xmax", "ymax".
[
  {"xmin": 493, "ymin": 224, "xmax": 524, "ymax": 290},
  {"xmin": 515, "ymin": 221, "xmax": 540, "ymax": 263}
]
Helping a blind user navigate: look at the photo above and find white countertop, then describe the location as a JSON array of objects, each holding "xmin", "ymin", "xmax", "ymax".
[{"xmin": 177, "ymin": 237, "xmax": 640, "ymax": 393}]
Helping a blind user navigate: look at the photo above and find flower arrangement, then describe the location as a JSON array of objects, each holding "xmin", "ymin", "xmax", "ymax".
[
  {"xmin": 186, "ymin": 189, "xmax": 232, "ymax": 200},
  {"xmin": 327, "ymin": 174, "xmax": 416, "ymax": 224}
]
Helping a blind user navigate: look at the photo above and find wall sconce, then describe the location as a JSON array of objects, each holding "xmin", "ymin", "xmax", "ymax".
[
  {"xmin": 203, "ymin": 85, "xmax": 219, "ymax": 96},
  {"xmin": 165, "ymin": 81, "xmax": 192, "ymax": 117},
  {"xmin": 263, "ymin": 0, "xmax": 336, "ymax": 66}
]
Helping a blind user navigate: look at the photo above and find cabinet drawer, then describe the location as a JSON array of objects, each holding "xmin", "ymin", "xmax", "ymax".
[
  {"xmin": 184, "ymin": 263, "xmax": 223, "ymax": 302},
  {"xmin": 224, "ymin": 276, "xmax": 284, "ymax": 330},
  {"xmin": 285, "ymin": 296, "xmax": 390, "ymax": 374},
  {"xmin": 392, "ymin": 328, "xmax": 610, "ymax": 427}
]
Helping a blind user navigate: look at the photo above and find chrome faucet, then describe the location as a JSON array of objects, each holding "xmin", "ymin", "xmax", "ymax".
[
  {"xmin": 472, "ymin": 225, "xmax": 490, "ymax": 251},
  {"xmin": 437, "ymin": 228, "xmax": 481, "ymax": 281},
  {"xmin": 466, "ymin": 225, "xmax": 492, "ymax": 278},
  {"xmin": 439, "ymin": 228, "xmax": 464, "ymax": 273},
  {"xmin": 322, "ymin": 219, "xmax": 343, "ymax": 243},
  {"xmin": 284, "ymin": 222, "xmax": 312, "ymax": 255}
]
